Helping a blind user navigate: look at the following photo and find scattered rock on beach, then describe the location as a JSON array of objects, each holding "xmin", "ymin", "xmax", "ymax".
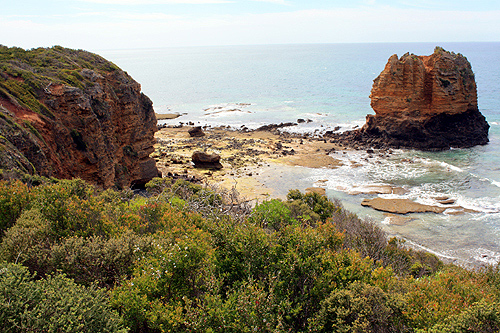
[
  {"xmin": 361, "ymin": 197, "xmax": 446, "ymax": 214},
  {"xmin": 439, "ymin": 199, "xmax": 456, "ymax": 205},
  {"xmin": 256, "ymin": 122, "xmax": 297, "ymax": 132},
  {"xmin": 305, "ymin": 187, "xmax": 326, "ymax": 196},
  {"xmin": 156, "ymin": 113, "xmax": 181, "ymax": 120},
  {"xmin": 348, "ymin": 185, "xmax": 407, "ymax": 195},
  {"xmin": 192, "ymin": 151, "xmax": 223, "ymax": 169},
  {"xmin": 383, "ymin": 213, "xmax": 415, "ymax": 225},
  {"xmin": 188, "ymin": 126, "xmax": 205, "ymax": 137}
]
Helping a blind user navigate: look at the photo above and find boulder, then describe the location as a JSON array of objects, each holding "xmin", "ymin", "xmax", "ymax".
[
  {"xmin": 188, "ymin": 126, "xmax": 205, "ymax": 137},
  {"xmin": 192, "ymin": 151, "xmax": 223, "ymax": 169},
  {"xmin": 360, "ymin": 47, "xmax": 489, "ymax": 150},
  {"xmin": 256, "ymin": 122, "xmax": 297, "ymax": 132}
]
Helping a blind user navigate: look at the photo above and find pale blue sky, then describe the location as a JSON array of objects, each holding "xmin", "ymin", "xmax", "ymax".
[{"xmin": 1, "ymin": 0, "xmax": 499, "ymax": 50}]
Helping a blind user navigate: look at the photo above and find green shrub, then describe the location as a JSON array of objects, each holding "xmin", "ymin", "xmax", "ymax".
[
  {"xmin": 249, "ymin": 199, "xmax": 297, "ymax": 230},
  {"xmin": 383, "ymin": 237, "xmax": 443, "ymax": 278},
  {"xmin": 171, "ymin": 178, "xmax": 202, "ymax": 199},
  {"xmin": 404, "ymin": 266, "xmax": 497, "ymax": 330},
  {"xmin": 328, "ymin": 204, "xmax": 442, "ymax": 278},
  {"xmin": 329, "ymin": 207, "xmax": 387, "ymax": 261},
  {"xmin": 47, "ymin": 232, "xmax": 155, "ymax": 287},
  {"xmin": 145, "ymin": 177, "xmax": 172, "ymax": 195},
  {"xmin": 0, "ymin": 263, "xmax": 127, "ymax": 333},
  {"xmin": 0, "ymin": 180, "xmax": 32, "ymax": 237},
  {"xmin": 212, "ymin": 221, "xmax": 273, "ymax": 288},
  {"xmin": 286, "ymin": 189, "xmax": 341, "ymax": 224},
  {"xmin": 271, "ymin": 224, "xmax": 352, "ymax": 330},
  {"xmin": 0, "ymin": 207, "xmax": 52, "ymax": 273},
  {"xmin": 1, "ymin": 206, "xmax": 155, "ymax": 287},
  {"xmin": 1, "ymin": 178, "xmax": 498, "ymax": 332},
  {"xmin": 308, "ymin": 281, "xmax": 407, "ymax": 333},
  {"xmin": 0, "ymin": 79, "xmax": 50, "ymax": 116},
  {"xmin": 132, "ymin": 201, "xmax": 168, "ymax": 235},
  {"xmin": 32, "ymin": 178, "xmax": 113, "ymax": 238},
  {"xmin": 426, "ymin": 299, "xmax": 500, "ymax": 333},
  {"xmin": 111, "ymin": 222, "xmax": 215, "ymax": 332},
  {"xmin": 185, "ymin": 279, "xmax": 290, "ymax": 333},
  {"xmin": 484, "ymin": 262, "xmax": 500, "ymax": 293}
]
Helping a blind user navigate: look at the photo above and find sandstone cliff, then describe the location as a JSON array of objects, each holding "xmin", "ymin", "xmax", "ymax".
[
  {"xmin": 358, "ymin": 47, "xmax": 489, "ymax": 150},
  {"xmin": 0, "ymin": 45, "xmax": 159, "ymax": 188}
]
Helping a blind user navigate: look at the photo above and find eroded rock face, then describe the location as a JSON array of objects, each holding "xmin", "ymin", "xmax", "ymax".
[
  {"xmin": 361, "ymin": 47, "xmax": 489, "ymax": 150},
  {"xmin": 0, "ymin": 46, "xmax": 159, "ymax": 188}
]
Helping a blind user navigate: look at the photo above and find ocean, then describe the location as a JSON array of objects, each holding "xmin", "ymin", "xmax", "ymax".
[{"xmin": 99, "ymin": 42, "xmax": 500, "ymax": 266}]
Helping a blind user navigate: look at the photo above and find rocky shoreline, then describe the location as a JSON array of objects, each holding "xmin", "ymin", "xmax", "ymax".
[
  {"xmin": 153, "ymin": 124, "xmax": 480, "ymax": 219},
  {"xmin": 153, "ymin": 124, "xmax": 344, "ymax": 199}
]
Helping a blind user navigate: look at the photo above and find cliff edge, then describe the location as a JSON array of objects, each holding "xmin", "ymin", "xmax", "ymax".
[
  {"xmin": 0, "ymin": 45, "xmax": 159, "ymax": 188},
  {"xmin": 357, "ymin": 47, "xmax": 489, "ymax": 150}
]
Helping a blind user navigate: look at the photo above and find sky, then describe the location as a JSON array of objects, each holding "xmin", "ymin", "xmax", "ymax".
[{"xmin": 1, "ymin": 0, "xmax": 499, "ymax": 51}]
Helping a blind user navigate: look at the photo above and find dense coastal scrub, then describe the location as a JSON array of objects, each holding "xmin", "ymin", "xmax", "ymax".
[{"xmin": 1, "ymin": 177, "xmax": 500, "ymax": 332}]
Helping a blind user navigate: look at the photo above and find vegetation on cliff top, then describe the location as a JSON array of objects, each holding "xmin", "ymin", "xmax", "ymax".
[
  {"xmin": 1, "ymin": 176, "xmax": 500, "ymax": 332},
  {"xmin": 0, "ymin": 45, "xmax": 119, "ymax": 117}
]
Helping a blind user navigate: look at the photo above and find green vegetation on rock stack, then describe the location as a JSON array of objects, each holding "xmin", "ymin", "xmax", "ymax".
[
  {"xmin": 1, "ymin": 177, "xmax": 500, "ymax": 332},
  {"xmin": 0, "ymin": 45, "xmax": 158, "ymax": 188}
]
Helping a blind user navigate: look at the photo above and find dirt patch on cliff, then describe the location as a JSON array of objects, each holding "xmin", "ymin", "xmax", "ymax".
[{"xmin": 0, "ymin": 96, "xmax": 45, "ymax": 125}]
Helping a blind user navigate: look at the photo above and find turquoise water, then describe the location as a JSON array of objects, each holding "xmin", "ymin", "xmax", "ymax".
[{"xmin": 100, "ymin": 43, "xmax": 500, "ymax": 266}]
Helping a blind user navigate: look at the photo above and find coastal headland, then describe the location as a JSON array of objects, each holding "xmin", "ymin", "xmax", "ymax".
[{"xmin": 0, "ymin": 46, "xmax": 159, "ymax": 189}]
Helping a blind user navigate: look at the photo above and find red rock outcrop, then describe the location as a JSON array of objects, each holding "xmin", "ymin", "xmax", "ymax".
[
  {"xmin": 0, "ymin": 46, "xmax": 159, "ymax": 188},
  {"xmin": 359, "ymin": 47, "xmax": 489, "ymax": 150}
]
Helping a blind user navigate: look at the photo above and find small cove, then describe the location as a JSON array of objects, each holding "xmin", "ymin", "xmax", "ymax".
[{"xmin": 102, "ymin": 42, "xmax": 500, "ymax": 266}]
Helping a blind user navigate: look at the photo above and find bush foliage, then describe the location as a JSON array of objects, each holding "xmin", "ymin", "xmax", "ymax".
[
  {"xmin": 1, "ymin": 177, "xmax": 500, "ymax": 332},
  {"xmin": 0, "ymin": 262, "xmax": 126, "ymax": 333}
]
